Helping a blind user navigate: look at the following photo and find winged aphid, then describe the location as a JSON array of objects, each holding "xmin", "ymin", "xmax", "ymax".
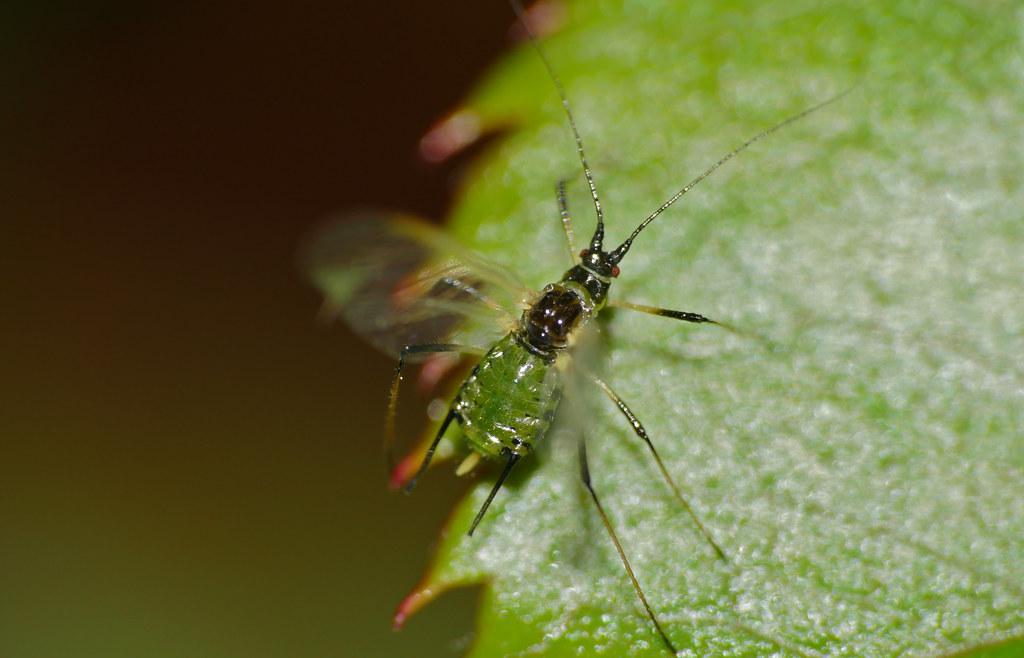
[{"xmin": 303, "ymin": 2, "xmax": 850, "ymax": 653}]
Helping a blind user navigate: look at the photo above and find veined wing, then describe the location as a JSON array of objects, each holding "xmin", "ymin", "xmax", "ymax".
[{"xmin": 301, "ymin": 213, "xmax": 533, "ymax": 358}]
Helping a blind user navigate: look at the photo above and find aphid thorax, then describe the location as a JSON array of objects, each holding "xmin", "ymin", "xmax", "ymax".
[{"xmin": 518, "ymin": 211, "xmax": 630, "ymax": 359}]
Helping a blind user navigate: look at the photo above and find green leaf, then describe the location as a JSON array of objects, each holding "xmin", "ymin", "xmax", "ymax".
[{"xmin": 406, "ymin": 1, "xmax": 1024, "ymax": 655}]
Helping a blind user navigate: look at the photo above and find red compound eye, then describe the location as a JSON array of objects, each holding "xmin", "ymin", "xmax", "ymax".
[
  {"xmin": 579, "ymin": 249, "xmax": 589, "ymax": 258},
  {"xmin": 611, "ymin": 265, "xmax": 620, "ymax": 277}
]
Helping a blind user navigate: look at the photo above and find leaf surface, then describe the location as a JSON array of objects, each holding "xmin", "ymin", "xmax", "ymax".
[{"xmin": 408, "ymin": 1, "xmax": 1024, "ymax": 655}]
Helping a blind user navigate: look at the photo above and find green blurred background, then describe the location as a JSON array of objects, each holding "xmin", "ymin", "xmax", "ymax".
[{"xmin": 1, "ymin": 2, "xmax": 517, "ymax": 656}]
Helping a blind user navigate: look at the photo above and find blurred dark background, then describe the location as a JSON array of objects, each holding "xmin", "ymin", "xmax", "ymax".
[{"xmin": 1, "ymin": 2, "xmax": 515, "ymax": 656}]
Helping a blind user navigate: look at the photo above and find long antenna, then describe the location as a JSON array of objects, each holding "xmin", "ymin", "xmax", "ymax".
[
  {"xmin": 509, "ymin": 0, "xmax": 605, "ymax": 250},
  {"xmin": 609, "ymin": 86, "xmax": 856, "ymax": 263}
]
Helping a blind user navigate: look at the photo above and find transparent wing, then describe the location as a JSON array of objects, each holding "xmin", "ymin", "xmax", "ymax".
[{"xmin": 300, "ymin": 213, "xmax": 533, "ymax": 358}]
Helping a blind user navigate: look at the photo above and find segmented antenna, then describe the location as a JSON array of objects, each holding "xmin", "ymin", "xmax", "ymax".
[
  {"xmin": 509, "ymin": 0, "xmax": 605, "ymax": 250},
  {"xmin": 609, "ymin": 86, "xmax": 856, "ymax": 263}
]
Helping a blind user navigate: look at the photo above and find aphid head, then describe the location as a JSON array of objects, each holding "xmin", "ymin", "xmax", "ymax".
[
  {"xmin": 513, "ymin": 0, "xmax": 852, "ymax": 308},
  {"xmin": 562, "ymin": 244, "xmax": 618, "ymax": 308},
  {"xmin": 577, "ymin": 246, "xmax": 619, "ymax": 280}
]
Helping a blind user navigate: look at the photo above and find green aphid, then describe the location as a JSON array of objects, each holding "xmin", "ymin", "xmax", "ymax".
[{"xmin": 303, "ymin": 3, "xmax": 849, "ymax": 653}]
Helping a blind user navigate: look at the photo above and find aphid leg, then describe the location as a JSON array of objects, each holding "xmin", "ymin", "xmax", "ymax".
[
  {"xmin": 556, "ymin": 178, "xmax": 579, "ymax": 264},
  {"xmin": 577, "ymin": 437, "xmax": 678, "ymax": 656},
  {"xmin": 404, "ymin": 408, "xmax": 458, "ymax": 493},
  {"xmin": 611, "ymin": 300, "xmax": 731, "ymax": 329},
  {"xmin": 591, "ymin": 375, "xmax": 727, "ymax": 562},
  {"xmin": 387, "ymin": 343, "xmax": 481, "ymax": 478},
  {"xmin": 468, "ymin": 451, "xmax": 520, "ymax": 536},
  {"xmin": 611, "ymin": 300, "xmax": 771, "ymax": 345}
]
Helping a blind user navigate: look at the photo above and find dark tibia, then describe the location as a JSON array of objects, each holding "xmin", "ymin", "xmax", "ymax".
[
  {"xmin": 612, "ymin": 300, "xmax": 772, "ymax": 345},
  {"xmin": 613, "ymin": 301, "xmax": 721, "ymax": 325}
]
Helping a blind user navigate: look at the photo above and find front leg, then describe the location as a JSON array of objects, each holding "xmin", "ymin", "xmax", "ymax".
[
  {"xmin": 611, "ymin": 300, "xmax": 724, "ymax": 326},
  {"xmin": 611, "ymin": 300, "xmax": 767, "ymax": 343}
]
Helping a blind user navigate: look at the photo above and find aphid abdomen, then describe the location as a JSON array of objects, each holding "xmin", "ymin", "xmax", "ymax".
[{"xmin": 455, "ymin": 333, "xmax": 562, "ymax": 459}]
